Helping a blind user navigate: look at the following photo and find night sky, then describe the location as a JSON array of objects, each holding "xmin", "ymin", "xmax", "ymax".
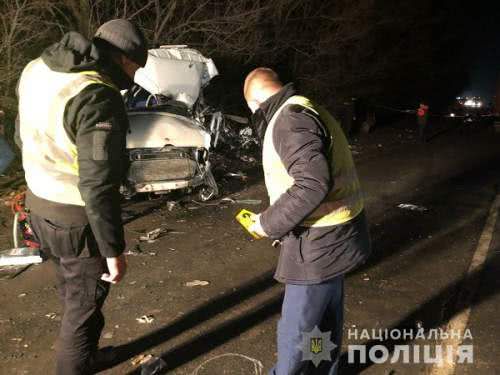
[{"xmin": 464, "ymin": 2, "xmax": 500, "ymax": 100}]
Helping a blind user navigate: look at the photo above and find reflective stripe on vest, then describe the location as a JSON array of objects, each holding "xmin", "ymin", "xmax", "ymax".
[
  {"xmin": 262, "ymin": 95, "xmax": 364, "ymax": 227},
  {"xmin": 18, "ymin": 58, "xmax": 117, "ymax": 206}
]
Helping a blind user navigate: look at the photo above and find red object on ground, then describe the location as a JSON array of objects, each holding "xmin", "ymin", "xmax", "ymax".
[{"xmin": 11, "ymin": 192, "xmax": 40, "ymax": 248}]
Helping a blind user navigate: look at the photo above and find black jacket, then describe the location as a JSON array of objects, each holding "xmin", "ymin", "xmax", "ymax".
[
  {"xmin": 257, "ymin": 84, "xmax": 371, "ymax": 284},
  {"xmin": 21, "ymin": 32, "xmax": 130, "ymax": 258}
]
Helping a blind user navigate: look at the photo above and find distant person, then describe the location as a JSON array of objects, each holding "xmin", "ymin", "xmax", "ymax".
[
  {"xmin": 416, "ymin": 103, "xmax": 429, "ymax": 142},
  {"xmin": 0, "ymin": 110, "xmax": 14, "ymax": 175},
  {"xmin": 341, "ymin": 98, "xmax": 355, "ymax": 136},
  {"xmin": 243, "ymin": 68, "xmax": 371, "ymax": 374},
  {"xmin": 17, "ymin": 19, "xmax": 148, "ymax": 374}
]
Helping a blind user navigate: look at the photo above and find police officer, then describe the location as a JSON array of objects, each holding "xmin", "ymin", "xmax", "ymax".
[
  {"xmin": 17, "ymin": 20, "xmax": 148, "ymax": 374},
  {"xmin": 244, "ymin": 68, "xmax": 371, "ymax": 374}
]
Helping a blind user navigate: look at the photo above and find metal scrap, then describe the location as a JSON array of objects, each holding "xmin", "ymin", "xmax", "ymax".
[
  {"xmin": 139, "ymin": 227, "xmax": 168, "ymax": 243},
  {"xmin": 136, "ymin": 315, "xmax": 155, "ymax": 324},
  {"xmin": 125, "ymin": 244, "xmax": 144, "ymax": 256},
  {"xmin": 239, "ymin": 127, "xmax": 259, "ymax": 150},
  {"xmin": 220, "ymin": 197, "xmax": 262, "ymax": 205},
  {"xmin": 194, "ymin": 197, "xmax": 262, "ymax": 205},
  {"xmin": 0, "ymin": 247, "xmax": 43, "ymax": 267},
  {"xmin": 397, "ymin": 203, "xmax": 428, "ymax": 212},
  {"xmin": 185, "ymin": 280, "xmax": 210, "ymax": 287},
  {"xmin": 166, "ymin": 201, "xmax": 178, "ymax": 211},
  {"xmin": 132, "ymin": 354, "xmax": 154, "ymax": 366},
  {"xmin": 240, "ymin": 155, "xmax": 257, "ymax": 163},
  {"xmin": 225, "ymin": 171, "xmax": 247, "ymax": 180}
]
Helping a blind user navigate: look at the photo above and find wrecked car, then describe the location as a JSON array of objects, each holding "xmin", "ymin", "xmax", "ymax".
[{"xmin": 121, "ymin": 46, "xmax": 223, "ymax": 201}]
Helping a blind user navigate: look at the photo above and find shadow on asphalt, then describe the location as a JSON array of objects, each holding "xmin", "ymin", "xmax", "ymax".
[
  {"xmin": 112, "ymin": 270, "xmax": 279, "ymax": 373},
  {"xmin": 107, "ymin": 152, "xmax": 500, "ymax": 374},
  {"xmin": 340, "ymin": 256, "xmax": 500, "ymax": 374},
  {"xmin": 425, "ymin": 118, "xmax": 495, "ymax": 143},
  {"xmin": 357, "ymin": 155, "xmax": 499, "ymax": 275},
  {"xmin": 339, "ymin": 154, "xmax": 500, "ymax": 373}
]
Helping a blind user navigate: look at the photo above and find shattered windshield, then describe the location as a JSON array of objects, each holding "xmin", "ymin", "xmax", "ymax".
[{"xmin": 125, "ymin": 85, "xmax": 191, "ymax": 118}]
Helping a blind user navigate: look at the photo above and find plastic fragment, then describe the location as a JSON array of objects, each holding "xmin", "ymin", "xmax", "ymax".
[
  {"xmin": 225, "ymin": 172, "xmax": 247, "ymax": 180},
  {"xmin": 131, "ymin": 354, "xmax": 153, "ymax": 366},
  {"xmin": 0, "ymin": 247, "xmax": 43, "ymax": 267},
  {"xmin": 397, "ymin": 203, "xmax": 428, "ymax": 212},
  {"xmin": 136, "ymin": 315, "xmax": 155, "ymax": 324},
  {"xmin": 185, "ymin": 280, "xmax": 210, "ymax": 287},
  {"xmin": 139, "ymin": 228, "xmax": 168, "ymax": 242},
  {"xmin": 220, "ymin": 197, "xmax": 262, "ymax": 205}
]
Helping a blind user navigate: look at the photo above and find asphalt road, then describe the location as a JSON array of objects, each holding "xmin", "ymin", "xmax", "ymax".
[{"xmin": 0, "ymin": 123, "xmax": 499, "ymax": 375}]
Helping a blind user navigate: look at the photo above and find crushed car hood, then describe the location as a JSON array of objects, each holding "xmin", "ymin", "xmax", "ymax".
[
  {"xmin": 133, "ymin": 46, "xmax": 218, "ymax": 108},
  {"xmin": 127, "ymin": 111, "xmax": 211, "ymax": 149}
]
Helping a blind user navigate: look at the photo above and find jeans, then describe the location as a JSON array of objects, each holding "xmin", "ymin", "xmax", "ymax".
[
  {"xmin": 270, "ymin": 276, "xmax": 344, "ymax": 375},
  {"xmin": 29, "ymin": 213, "xmax": 109, "ymax": 375}
]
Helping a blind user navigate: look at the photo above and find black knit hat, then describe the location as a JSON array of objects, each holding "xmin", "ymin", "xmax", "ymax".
[{"xmin": 94, "ymin": 19, "xmax": 148, "ymax": 67}]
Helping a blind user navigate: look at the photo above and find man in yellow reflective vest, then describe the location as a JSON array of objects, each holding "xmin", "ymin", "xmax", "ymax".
[
  {"xmin": 17, "ymin": 20, "xmax": 148, "ymax": 374},
  {"xmin": 244, "ymin": 68, "xmax": 371, "ymax": 374}
]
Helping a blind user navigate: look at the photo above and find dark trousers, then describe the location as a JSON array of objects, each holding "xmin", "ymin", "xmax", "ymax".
[
  {"xmin": 29, "ymin": 213, "xmax": 109, "ymax": 375},
  {"xmin": 270, "ymin": 275, "xmax": 344, "ymax": 375},
  {"xmin": 417, "ymin": 118, "xmax": 427, "ymax": 143}
]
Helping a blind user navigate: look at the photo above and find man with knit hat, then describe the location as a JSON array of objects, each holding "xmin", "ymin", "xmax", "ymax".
[{"xmin": 17, "ymin": 19, "xmax": 148, "ymax": 374}]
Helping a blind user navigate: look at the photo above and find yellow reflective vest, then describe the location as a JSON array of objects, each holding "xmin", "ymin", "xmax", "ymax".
[
  {"xmin": 18, "ymin": 58, "xmax": 117, "ymax": 206},
  {"xmin": 262, "ymin": 95, "xmax": 364, "ymax": 227}
]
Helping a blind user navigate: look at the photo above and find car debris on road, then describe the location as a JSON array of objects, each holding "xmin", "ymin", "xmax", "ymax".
[
  {"xmin": 220, "ymin": 197, "xmax": 262, "ymax": 205},
  {"xmin": 0, "ymin": 247, "xmax": 43, "ymax": 267},
  {"xmin": 45, "ymin": 313, "xmax": 58, "ymax": 320},
  {"xmin": 124, "ymin": 244, "xmax": 144, "ymax": 256},
  {"xmin": 131, "ymin": 354, "xmax": 154, "ymax": 366},
  {"xmin": 225, "ymin": 172, "xmax": 248, "ymax": 180},
  {"xmin": 136, "ymin": 315, "xmax": 155, "ymax": 324},
  {"xmin": 139, "ymin": 227, "xmax": 168, "ymax": 243},
  {"xmin": 185, "ymin": 280, "xmax": 210, "ymax": 287},
  {"xmin": 189, "ymin": 197, "xmax": 262, "ymax": 207},
  {"xmin": 139, "ymin": 355, "xmax": 167, "ymax": 375},
  {"xmin": 397, "ymin": 203, "xmax": 428, "ymax": 212}
]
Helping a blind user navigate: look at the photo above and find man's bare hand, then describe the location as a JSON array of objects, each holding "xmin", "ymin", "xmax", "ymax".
[
  {"xmin": 249, "ymin": 214, "xmax": 268, "ymax": 238},
  {"xmin": 101, "ymin": 254, "xmax": 127, "ymax": 284}
]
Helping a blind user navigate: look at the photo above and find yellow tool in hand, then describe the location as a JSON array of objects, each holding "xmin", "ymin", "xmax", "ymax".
[{"xmin": 236, "ymin": 209, "xmax": 262, "ymax": 239}]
